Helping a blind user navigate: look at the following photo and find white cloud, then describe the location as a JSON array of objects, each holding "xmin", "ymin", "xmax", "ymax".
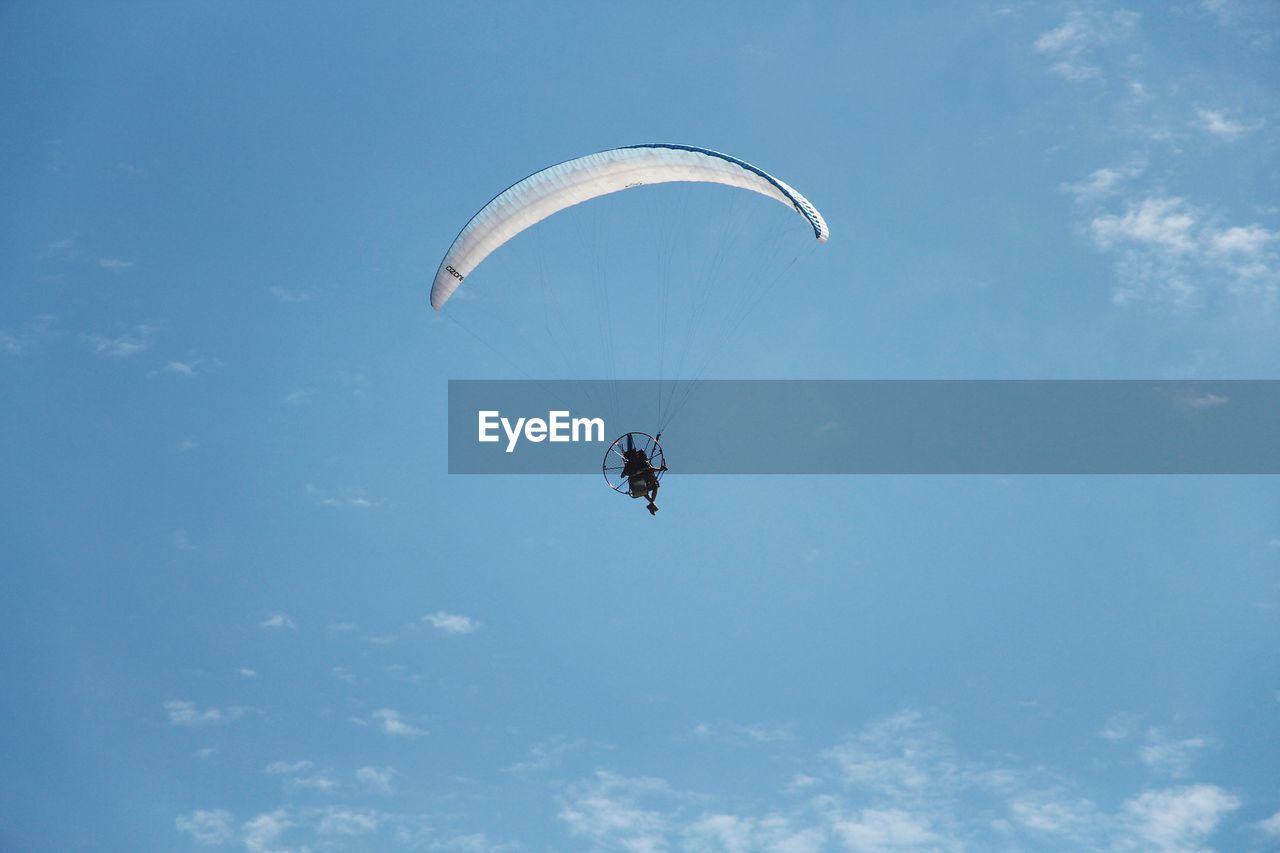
[
  {"xmin": 1208, "ymin": 223, "xmax": 1279, "ymax": 256},
  {"xmin": 170, "ymin": 529, "xmax": 196, "ymax": 551},
  {"xmin": 828, "ymin": 807, "xmax": 941, "ymax": 850},
  {"xmin": 1033, "ymin": 8, "xmax": 1138, "ymax": 83},
  {"xmin": 175, "ymin": 809, "xmax": 235, "ymax": 845},
  {"xmin": 239, "ymin": 667, "xmax": 257, "ymax": 679},
  {"xmin": 1187, "ymin": 393, "xmax": 1229, "ymax": 408},
  {"xmin": 98, "ymin": 257, "xmax": 134, "ymax": 270},
  {"xmin": 270, "ymin": 286, "xmax": 312, "ymax": 304},
  {"xmin": 1123, "ymin": 785, "xmax": 1240, "ymax": 851},
  {"xmin": 306, "ymin": 484, "xmax": 375, "ymax": 509},
  {"xmin": 1139, "ymin": 730, "xmax": 1210, "ymax": 779},
  {"xmin": 505, "ymin": 736, "xmax": 590, "ymax": 773},
  {"xmin": 292, "ymin": 772, "xmax": 339, "ymax": 793},
  {"xmin": 316, "ymin": 806, "xmax": 382, "ymax": 836},
  {"xmin": 1084, "ymin": 196, "xmax": 1280, "ymax": 307},
  {"xmin": 150, "ymin": 356, "xmax": 223, "ymax": 380},
  {"xmin": 691, "ymin": 720, "xmax": 794, "ymax": 747},
  {"xmin": 1, "ymin": 314, "xmax": 59, "ymax": 356},
  {"xmin": 1257, "ymin": 809, "xmax": 1280, "ymax": 837},
  {"xmin": 355, "ymin": 766, "xmax": 396, "ymax": 795},
  {"xmin": 1009, "ymin": 795, "xmax": 1098, "ymax": 835},
  {"xmin": 1061, "ymin": 161, "xmax": 1146, "ymax": 204},
  {"xmin": 542, "ymin": 712, "xmax": 1256, "ymax": 851},
  {"xmin": 1195, "ymin": 107, "xmax": 1262, "ymax": 140},
  {"xmin": 424, "ymin": 610, "xmax": 479, "ymax": 635},
  {"xmin": 85, "ymin": 324, "xmax": 155, "ymax": 358},
  {"xmin": 557, "ymin": 770, "xmax": 673, "ymax": 851},
  {"xmin": 820, "ymin": 710, "xmax": 953, "ymax": 797},
  {"xmin": 427, "ymin": 832, "xmax": 519, "ymax": 852},
  {"xmin": 241, "ymin": 809, "xmax": 293, "ymax": 853},
  {"xmin": 1092, "ymin": 197, "xmax": 1198, "ymax": 253},
  {"xmin": 261, "ymin": 612, "xmax": 296, "ymax": 630},
  {"xmin": 177, "ymin": 805, "xmax": 460, "ymax": 851},
  {"xmin": 372, "ymin": 708, "xmax": 423, "ymax": 737},
  {"xmin": 283, "ymin": 388, "xmax": 313, "ymax": 405},
  {"xmin": 165, "ymin": 700, "xmax": 245, "ymax": 727},
  {"xmin": 40, "ymin": 235, "xmax": 77, "ymax": 260},
  {"xmin": 682, "ymin": 813, "xmax": 825, "ymax": 853},
  {"xmin": 737, "ymin": 723, "xmax": 793, "ymax": 744},
  {"xmin": 264, "ymin": 760, "xmax": 312, "ymax": 776}
]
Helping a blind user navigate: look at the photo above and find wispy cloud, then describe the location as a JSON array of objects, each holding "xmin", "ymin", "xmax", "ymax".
[
  {"xmin": 238, "ymin": 667, "xmax": 258, "ymax": 679},
  {"xmin": 165, "ymin": 699, "xmax": 245, "ymax": 727},
  {"xmin": 292, "ymin": 772, "xmax": 340, "ymax": 793},
  {"xmin": 98, "ymin": 257, "xmax": 134, "ymax": 270},
  {"xmin": 177, "ymin": 806, "xmax": 475, "ymax": 851},
  {"xmin": 423, "ymin": 610, "xmax": 479, "ymax": 635},
  {"xmin": 1009, "ymin": 794, "xmax": 1099, "ymax": 836},
  {"xmin": 261, "ymin": 611, "xmax": 296, "ymax": 630},
  {"xmin": 1139, "ymin": 729, "xmax": 1210, "ymax": 778},
  {"xmin": 551, "ymin": 711, "xmax": 1247, "ymax": 850},
  {"xmin": 316, "ymin": 806, "xmax": 383, "ymax": 836},
  {"xmin": 1198, "ymin": 0, "xmax": 1279, "ymax": 49},
  {"xmin": 355, "ymin": 766, "xmax": 396, "ymax": 795},
  {"xmin": 1194, "ymin": 107, "xmax": 1262, "ymax": 140},
  {"xmin": 1187, "ymin": 392, "xmax": 1229, "ymax": 408},
  {"xmin": 150, "ymin": 357, "xmax": 222, "ymax": 379},
  {"xmin": 264, "ymin": 760, "xmax": 313, "ymax": 776},
  {"xmin": 1258, "ymin": 809, "xmax": 1280, "ymax": 838},
  {"xmin": 1033, "ymin": 8, "xmax": 1139, "ymax": 83},
  {"xmin": 85, "ymin": 324, "xmax": 156, "ymax": 358},
  {"xmin": 39, "ymin": 235, "xmax": 76, "ymax": 261},
  {"xmin": 1060, "ymin": 161, "xmax": 1146, "ymax": 204},
  {"xmin": 505, "ymin": 736, "xmax": 590, "ymax": 773},
  {"xmin": 1092, "ymin": 196, "xmax": 1198, "ymax": 254},
  {"xmin": 692, "ymin": 720, "xmax": 794, "ymax": 746},
  {"xmin": 269, "ymin": 286, "xmax": 312, "ymax": 304},
  {"xmin": 241, "ymin": 809, "xmax": 293, "ymax": 853},
  {"xmin": 0, "ymin": 315, "xmax": 59, "ymax": 356},
  {"xmin": 1124, "ymin": 785, "xmax": 1240, "ymax": 851},
  {"xmin": 557, "ymin": 770, "xmax": 674, "ymax": 851},
  {"xmin": 175, "ymin": 809, "xmax": 235, "ymax": 845},
  {"xmin": 306, "ymin": 484, "xmax": 377, "ymax": 509},
  {"xmin": 372, "ymin": 708, "xmax": 423, "ymax": 737},
  {"xmin": 169, "ymin": 529, "xmax": 196, "ymax": 552},
  {"xmin": 1084, "ymin": 195, "xmax": 1280, "ymax": 307}
]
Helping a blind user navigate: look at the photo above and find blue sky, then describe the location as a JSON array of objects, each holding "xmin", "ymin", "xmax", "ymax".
[{"xmin": 2, "ymin": 2, "xmax": 1279, "ymax": 851}]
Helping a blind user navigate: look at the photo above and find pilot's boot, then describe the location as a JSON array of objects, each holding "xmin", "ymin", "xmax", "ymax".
[{"xmin": 647, "ymin": 502, "xmax": 659, "ymax": 515}]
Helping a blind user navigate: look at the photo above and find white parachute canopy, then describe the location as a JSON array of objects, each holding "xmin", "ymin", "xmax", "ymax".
[{"xmin": 431, "ymin": 143, "xmax": 828, "ymax": 309}]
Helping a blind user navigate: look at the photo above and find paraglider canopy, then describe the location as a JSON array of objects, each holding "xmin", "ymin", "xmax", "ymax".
[{"xmin": 431, "ymin": 144, "xmax": 829, "ymax": 310}]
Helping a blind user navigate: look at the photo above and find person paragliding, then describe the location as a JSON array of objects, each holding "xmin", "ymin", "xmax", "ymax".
[
  {"xmin": 603, "ymin": 432, "xmax": 669, "ymax": 514},
  {"xmin": 620, "ymin": 442, "xmax": 667, "ymax": 515}
]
